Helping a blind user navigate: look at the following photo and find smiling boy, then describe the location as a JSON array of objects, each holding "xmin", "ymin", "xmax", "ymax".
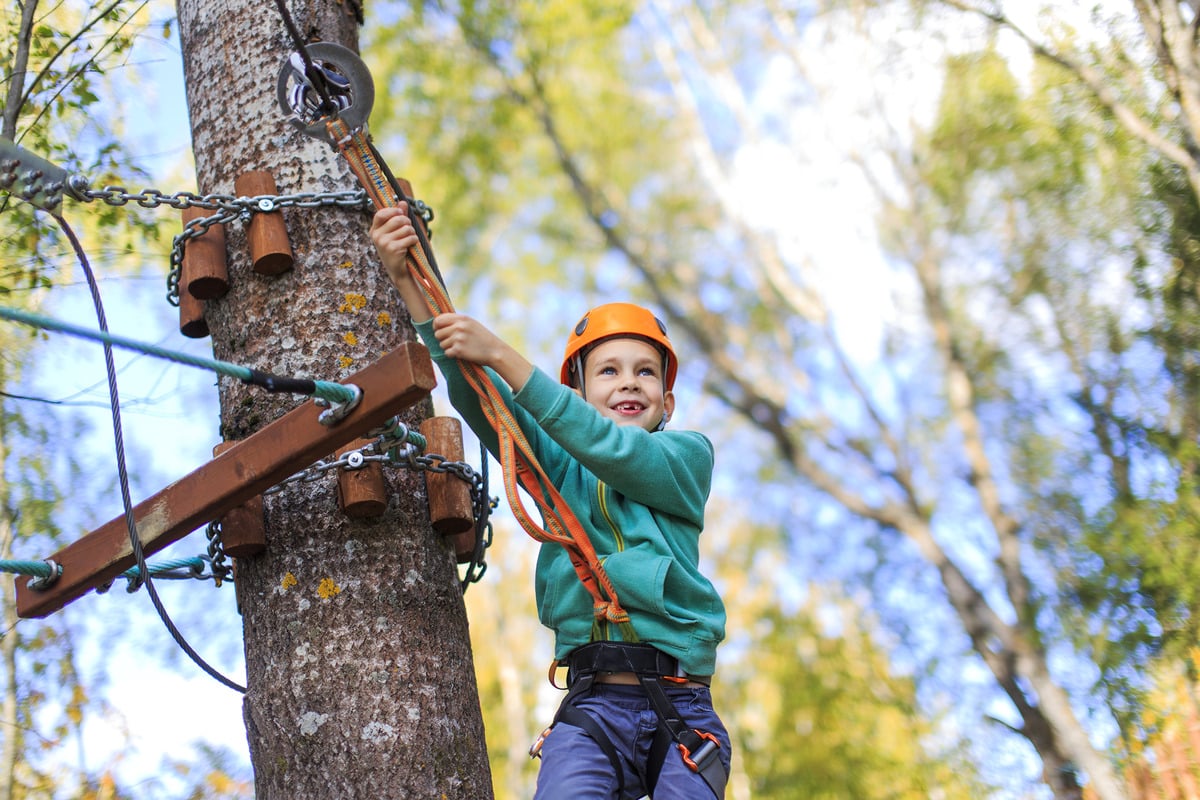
[{"xmin": 371, "ymin": 204, "xmax": 731, "ymax": 799}]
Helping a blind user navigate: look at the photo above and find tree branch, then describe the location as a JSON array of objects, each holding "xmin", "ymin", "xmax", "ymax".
[
  {"xmin": 941, "ymin": 0, "xmax": 1200, "ymax": 190},
  {"xmin": 2, "ymin": 0, "xmax": 40, "ymax": 140}
]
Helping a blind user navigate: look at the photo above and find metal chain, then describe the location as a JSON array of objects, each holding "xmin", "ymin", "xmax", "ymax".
[
  {"xmin": 205, "ymin": 520, "xmax": 235, "ymax": 587},
  {"xmin": 76, "ymin": 185, "xmax": 435, "ymax": 306},
  {"xmin": 75, "ymin": 184, "xmax": 460, "ymax": 585},
  {"xmin": 259, "ymin": 418, "xmax": 494, "ymax": 589}
]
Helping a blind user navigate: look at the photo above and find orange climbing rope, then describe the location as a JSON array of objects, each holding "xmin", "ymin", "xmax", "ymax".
[{"xmin": 328, "ymin": 118, "xmax": 637, "ymax": 639}]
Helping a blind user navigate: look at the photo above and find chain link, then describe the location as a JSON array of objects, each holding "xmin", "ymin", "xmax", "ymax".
[
  {"xmin": 78, "ymin": 185, "xmax": 436, "ymax": 307},
  {"xmin": 205, "ymin": 520, "xmax": 235, "ymax": 587}
]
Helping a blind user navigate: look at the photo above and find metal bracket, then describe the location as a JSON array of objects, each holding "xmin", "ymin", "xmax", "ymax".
[
  {"xmin": 277, "ymin": 42, "xmax": 375, "ymax": 144},
  {"xmin": 315, "ymin": 383, "xmax": 363, "ymax": 426},
  {"xmin": 0, "ymin": 138, "xmax": 90, "ymax": 211},
  {"xmin": 26, "ymin": 559, "xmax": 61, "ymax": 591}
]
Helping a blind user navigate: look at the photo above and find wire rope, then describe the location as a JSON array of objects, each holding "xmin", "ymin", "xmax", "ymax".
[{"xmin": 51, "ymin": 209, "xmax": 246, "ymax": 694}]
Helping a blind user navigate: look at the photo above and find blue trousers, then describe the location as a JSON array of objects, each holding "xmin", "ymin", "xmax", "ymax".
[{"xmin": 533, "ymin": 684, "xmax": 732, "ymax": 800}]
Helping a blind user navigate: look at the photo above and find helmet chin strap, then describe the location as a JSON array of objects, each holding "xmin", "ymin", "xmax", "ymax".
[
  {"xmin": 571, "ymin": 354, "xmax": 586, "ymax": 396},
  {"xmin": 655, "ymin": 414, "xmax": 669, "ymax": 432}
]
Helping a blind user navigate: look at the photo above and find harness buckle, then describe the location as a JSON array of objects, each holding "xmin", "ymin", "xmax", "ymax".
[{"xmin": 678, "ymin": 729, "xmax": 721, "ymax": 772}]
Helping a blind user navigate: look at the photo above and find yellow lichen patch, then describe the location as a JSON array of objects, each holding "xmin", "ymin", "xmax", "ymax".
[
  {"xmin": 281, "ymin": 572, "xmax": 298, "ymax": 591},
  {"xmin": 339, "ymin": 293, "xmax": 367, "ymax": 313},
  {"xmin": 336, "ymin": 260, "xmax": 353, "ymax": 270},
  {"xmin": 338, "ymin": 355, "xmax": 354, "ymax": 370},
  {"xmin": 343, "ymin": 331, "xmax": 359, "ymax": 346},
  {"xmin": 317, "ymin": 577, "xmax": 341, "ymax": 599},
  {"xmin": 377, "ymin": 311, "xmax": 392, "ymax": 327}
]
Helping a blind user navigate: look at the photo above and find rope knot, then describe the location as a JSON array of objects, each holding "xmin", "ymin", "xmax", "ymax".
[{"xmin": 594, "ymin": 600, "xmax": 631, "ymax": 626}]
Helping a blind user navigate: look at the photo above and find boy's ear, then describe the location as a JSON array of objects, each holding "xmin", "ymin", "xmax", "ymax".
[{"xmin": 663, "ymin": 390, "xmax": 676, "ymax": 420}]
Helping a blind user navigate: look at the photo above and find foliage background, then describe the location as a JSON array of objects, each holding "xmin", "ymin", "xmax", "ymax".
[{"xmin": 4, "ymin": 1, "xmax": 1200, "ymax": 798}]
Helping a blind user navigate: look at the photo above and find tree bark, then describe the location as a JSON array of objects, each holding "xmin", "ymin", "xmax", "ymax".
[{"xmin": 174, "ymin": 1, "xmax": 493, "ymax": 796}]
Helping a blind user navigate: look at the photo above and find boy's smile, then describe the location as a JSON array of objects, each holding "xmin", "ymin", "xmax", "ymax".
[{"xmin": 581, "ymin": 337, "xmax": 676, "ymax": 432}]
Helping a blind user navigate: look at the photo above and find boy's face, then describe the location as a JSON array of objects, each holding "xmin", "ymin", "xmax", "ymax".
[{"xmin": 579, "ymin": 337, "xmax": 675, "ymax": 432}]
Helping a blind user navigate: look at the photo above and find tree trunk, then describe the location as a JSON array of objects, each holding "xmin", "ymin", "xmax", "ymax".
[{"xmin": 174, "ymin": 1, "xmax": 493, "ymax": 796}]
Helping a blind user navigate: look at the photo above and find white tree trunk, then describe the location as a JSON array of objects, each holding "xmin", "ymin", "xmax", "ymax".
[{"xmin": 174, "ymin": 1, "xmax": 493, "ymax": 796}]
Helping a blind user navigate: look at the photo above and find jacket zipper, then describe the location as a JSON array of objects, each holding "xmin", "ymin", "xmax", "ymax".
[{"xmin": 597, "ymin": 480, "xmax": 627, "ymax": 640}]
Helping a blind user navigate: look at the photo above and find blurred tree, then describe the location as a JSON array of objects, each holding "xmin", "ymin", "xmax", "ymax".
[
  {"xmin": 363, "ymin": 2, "xmax": 1200, "ymax": 798},
  {"xmin": 1, "ymin": 2, "xmax": 171, "ymax": 796}
]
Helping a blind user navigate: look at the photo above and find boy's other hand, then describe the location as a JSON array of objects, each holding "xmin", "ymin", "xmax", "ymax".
[{"xmin": 432, "ymin": 313, "xmax": 534, "ymax": 391}]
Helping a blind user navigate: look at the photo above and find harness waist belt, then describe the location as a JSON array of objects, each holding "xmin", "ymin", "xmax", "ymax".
[{"xmin": 565, "ymin": 642, "xmax": 681, "ymax": 683}]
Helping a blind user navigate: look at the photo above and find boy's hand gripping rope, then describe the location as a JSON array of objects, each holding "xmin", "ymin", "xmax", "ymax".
[{"xmin": 280, "ymin": 43, "xmax": 636, "ymax": 639}]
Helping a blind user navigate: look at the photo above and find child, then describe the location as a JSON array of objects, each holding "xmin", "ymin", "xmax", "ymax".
[{"xmin": 371, "ymin": 204, "xmax": 731, "ymax": 799}]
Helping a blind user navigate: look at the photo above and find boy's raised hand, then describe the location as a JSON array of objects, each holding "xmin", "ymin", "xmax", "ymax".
[
  {"xmin": 370, "ymin": 203, "xmax": 433, "ymax": 323},
  {"xmin": 369, "ymin": 203, "xmax": 419, "ymax": 287}
]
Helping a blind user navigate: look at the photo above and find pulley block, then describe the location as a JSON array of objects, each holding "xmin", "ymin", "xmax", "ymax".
[{"xmin": 277, "ymin": 42, "xmax": 375, "ymax": 143}]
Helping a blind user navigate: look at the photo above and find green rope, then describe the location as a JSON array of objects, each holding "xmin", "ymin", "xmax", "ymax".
[
  {"xmin": 0, "ymin": 559, "xmax": 56, "ymax": 579},
  {"xmin": 2, "ymin": 556, "xmax": 215, "ymax": 589},
  {"xmin": 0, "ymin": 305, "xmax": 358, "ymax": 404},
  {"xmin": 122, "ymin": 556, "xmax": 205, "ymax": 580}
]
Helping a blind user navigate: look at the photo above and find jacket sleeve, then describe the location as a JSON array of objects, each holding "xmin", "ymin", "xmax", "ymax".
[
  {"xmin": 513, "ymin": 368, "xmax": 713, "ymax": 524},
  {"xmin": 413, "ymin": 320, "xmax": 573, "ymax": 484}
]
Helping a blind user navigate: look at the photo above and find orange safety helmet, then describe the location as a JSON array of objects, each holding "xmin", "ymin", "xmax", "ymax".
[{"xmin": 560, "ymin": 302, "xmax": 678, "ymax": 391}]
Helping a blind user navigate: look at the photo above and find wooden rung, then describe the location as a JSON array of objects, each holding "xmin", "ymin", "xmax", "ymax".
[
  {"xmin": 235, "ymin": 170, "xmax": 293, "ymax": 275},
  {"xmin": 178, "ymin": 287, "xmax": 209, "ymax": 339},
  {"xmin": 212, "ymin": 441, "xmax": 266, "ymax": 557},
  {"xmin": 15, "ymin": 343, "xmax": 435, "ymax": 618},
  {"xmin": 419, "ymin": 416, "xmax": 475, "ymax": 562},
  {"xmin": 336, "ymin": 437, "xmax": 388, "ymax": 518},
  {"xmin": 181, "ymin": 206, "xmax": 228, "ymax": 300}
]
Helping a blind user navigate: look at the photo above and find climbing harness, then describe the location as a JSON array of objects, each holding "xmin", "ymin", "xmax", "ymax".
[
  {"xmin": 280, "ymin": 37, "xmax": 640, "ymax": 643},
  {"xmin": 531, "ymin": 642, "xmax": 727, "ymax": 799}
]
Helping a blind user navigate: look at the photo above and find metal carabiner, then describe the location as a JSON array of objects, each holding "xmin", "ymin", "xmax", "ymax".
[{"xmin": 276, "ymin": 42, "xmax": 375, "ymax": 143}]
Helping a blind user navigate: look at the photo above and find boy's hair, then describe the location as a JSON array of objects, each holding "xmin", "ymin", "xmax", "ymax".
[{"xmin": 560, "ymin": 303, "xmax": 678, "ymax": 390}]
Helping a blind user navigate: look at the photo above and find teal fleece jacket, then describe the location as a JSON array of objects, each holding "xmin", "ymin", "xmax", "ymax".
[{"xmin": 415, "ymin": 320, "xmax": 727, "ymax": 676}]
